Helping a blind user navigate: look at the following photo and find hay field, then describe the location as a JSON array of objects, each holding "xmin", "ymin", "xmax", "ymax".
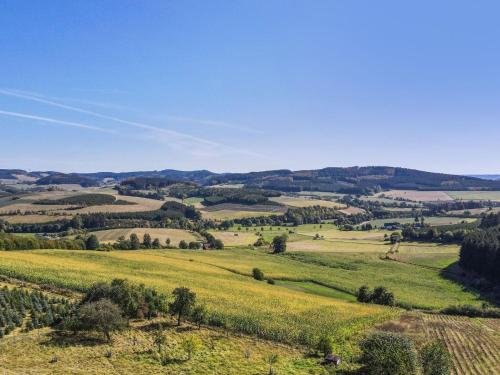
[
  {"xmin": 365, "ymin": 216, "xmax": 476, "ymax": 227},
  {"xmin": 378, "ymin": 190, "xmax": 453, "ymax": 202},
  {"xmin": 0, "ymin": 249, "xmax": 395, "ymax": 348},
  {"xmin": 91, "ymin": 228, "xmax": 200, "ymax": 244},
  {"xmin": 0, "ymin": 214, "xmax": 71, "ymax": 224},
  {"xmin": 269, "ymin": 196, "xmax": 343, "ymax": 208}
]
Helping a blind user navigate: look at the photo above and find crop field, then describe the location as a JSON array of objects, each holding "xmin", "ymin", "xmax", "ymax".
[
  {"xmin": 364, "ymin": 216, "xmax": 477, "ymax": 227},
  {"xmin": 268, "ymin": 196, "xmax": 343, "ymax": 208},
  {"xmin": 0, "ymin": 249, "xmax": 396, "ymax": 350},
  {"xmin": 91, "ymin": 228, "xmax": 201, "ymax": 245},
  {"xmin": 208, "ymin": 231, "xmax": 259, "ymax": 247},
  {"xmin": 380, "ymin": 313, "xmax": 500, "ymax": 375},
  {"xmin": 378, "ymin": 190, "xmax": 454, "ymax": 202},
  {"xmin": 445, "ymin": 190, "xmax": 500, "ymax": 201},
  {"xmin": 200, "ymin": 203, "xmax": 286, "ymax": 220},
  {"xmin": 0, "ymin": 213, "xmax": 72, "ymax": 223},
  {"xmin": 0, "ymin": 321, "xmax": 329, "ymax": 375}
]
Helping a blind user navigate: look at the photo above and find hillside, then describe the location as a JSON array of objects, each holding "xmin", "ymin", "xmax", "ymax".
[{"xmin": 3, "ymin": 166, "xmax": 500, "ymax": 191}]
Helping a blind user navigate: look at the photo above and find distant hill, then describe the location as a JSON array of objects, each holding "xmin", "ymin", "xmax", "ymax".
[
  {"xmin": 2, "ymin": 167, "xmax": 500, "ymax": 192},
  {"xmin": 467, "ymin": 175, "xmax": 500, "ymax": 181},
  {"xmin": 35, "ymin": 173, "xmax": 99, "ymax": 187}
]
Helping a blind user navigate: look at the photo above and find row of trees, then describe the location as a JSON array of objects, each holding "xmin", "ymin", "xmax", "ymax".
[{"xmin": 0, "ymin": 232, "xmax": 86, "ymax": 251}]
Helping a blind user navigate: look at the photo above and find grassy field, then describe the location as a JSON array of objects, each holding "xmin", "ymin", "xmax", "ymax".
[
  {"xmin": 269, "ymin": 196, "xmax": 343, "ymax": 208},
  {"xmin": 90, "ymin": 228, "xmax": 201, "ymax": 245},
  {"xmin": 200, "ymin": 203, "xmax": 286, "ymax": 220},
  {"xmin": 364, "ymin": 216, "xmax": 477, "ymax": 227},
  {"xmin": 15, "ymin": 245, "xmax": 476, "ymax": 310},
  {"xmin": 208, "ymin": 231, "xmax": 259, "ymax": 247},
  {"xmin": 0, "ymin": 321, "xmax": 330, "ymax": 375},
  {"xmin": 378, "ymin": 190, "xmax": 453, "ymax": 202},
  {"xmin": 379, "ymin": 313, "xmax": 500, "ymax": 375},
  {"xmin": 445, "ymin": 190, "xmax": 500, "ymax": 201},
  {"xmin": 0, "ymin": 249, "xmax": 396, "ymax": 351}
]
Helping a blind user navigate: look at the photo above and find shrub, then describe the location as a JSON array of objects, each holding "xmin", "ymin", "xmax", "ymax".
[
  {"xmin": 191, "ymin": 304, "xmax": 208, "ymax": 329},
  {"xmin": 441, "ymin": 305, "xmax": 500, "ymax": 318},
  {"xmin": 357, "ymin": 285, "xmax": 372, "ymax": 303},
  {"xmin": 420, "ymin": 340, "xmax": 451, "ymax": 375},
  {"xmin": 179, "ymin": 240, "xmax": 188, "ymax": 249},
  {"xmin": 267, "ymin": 279, "xmax": 275, "ymax": 285},
  {"xmin": 252, "ymin": 268, "xmax": 264, "ymax": 281},
  {"xmin": 316, "ymin": 335, "xmax": 333, "ymax": 357},
  {"xmin": 182, "ymin": 335, "xmax": 202, "ymax": 360},
  {"xmin": 82, "ymin": 279, "xmax": 168, "ymax": 319},
  {"xmin": 188, "ymin": 241, "xmax": 201, "ymax": 250},
  {"xmin": 85, "ymin": 234, "xmax": 100, "ymax": 250},
  {"xmin": 271, "ymin": 234, "xmax": 288, "ymax": 253},
  {"xmin": 359, "ymin": 331, "xmax": 419, "ymax": 375},
  {"xmin": 357, "ymin": 285, "xmax": 395, "ymax": 306}
]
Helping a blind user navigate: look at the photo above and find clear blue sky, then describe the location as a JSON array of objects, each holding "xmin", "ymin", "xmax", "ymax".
[{"xmin": 1, "ymin": 1, "xmax": 499, "ymax": 174}]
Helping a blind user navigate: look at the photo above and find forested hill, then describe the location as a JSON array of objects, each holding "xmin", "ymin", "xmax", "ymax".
[{"xmin": 2, "ymin": 166, "xmax": 500, "ymax": 192}]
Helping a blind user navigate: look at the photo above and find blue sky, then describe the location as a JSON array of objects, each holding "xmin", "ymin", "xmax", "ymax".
[{"xmin": 0, "ymin": 1, "xmax": 499, "ymax": 174}]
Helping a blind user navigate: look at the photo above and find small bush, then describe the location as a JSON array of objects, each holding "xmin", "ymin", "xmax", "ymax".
[
  {"xmin": 359, "ymin": 331, "xmax": 418, "ymax": 375},
  {"xmin": 316, "ymin": 335, "xmax": 333, "ymax": 357},
  {"xmin": 420, "ymin": 340, "xmax": 451, "ymax": 375},
  {"xmin": 441, "ymin": 305, "xmax": 500, "ymax": 318},
  {"xmin": 252, "ymin": 268, "xmax": 264, "ymax": 281},
  {"xmin": 267, "ymin": 279, "xmax": 275, "ymax": 285}
]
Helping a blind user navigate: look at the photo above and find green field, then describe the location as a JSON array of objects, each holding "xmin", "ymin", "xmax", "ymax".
[
  {"xmin": 445, "ymin": 190, "xmax": 500, "ymax": 201},
  {"xmin": 90, "ymin": 228, "xmax": 201, "ymax": 245},
  {"xmin": 364, "ymin": 216, "xmax": 477, "ymax": 227}
]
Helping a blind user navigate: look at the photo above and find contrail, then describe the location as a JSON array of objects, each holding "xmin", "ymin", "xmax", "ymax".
[
  {"xmin": 0, "ymin": 109, "xmax": 115, "ymax": 133},
  {"xmin": 1, "ymin": 89, "xmax": 261, "ymax": 134},
  {"xmin": 0, "ymin": 89, "xmax": 219, "ymax": 147}
]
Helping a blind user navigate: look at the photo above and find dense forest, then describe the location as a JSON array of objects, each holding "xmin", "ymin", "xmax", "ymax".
[{"xmin": 459, "ymin": 213, "xmax": 500, "ymax": 284}]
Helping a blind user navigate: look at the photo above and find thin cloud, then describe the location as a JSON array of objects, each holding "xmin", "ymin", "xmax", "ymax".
[
  {"xmin": 0, "ymin": 109, "xmax": 115, "ymax": 133},
  {"xmin": 0, "ymin": 89, "xmax": 218, "ymax": 147},
  {"xmin": 163, "ymin": 116, "xmax": 263, "ymax": 134},
  {"xmin": 0, "ymin": 89, "xmax": 264, "ymax": 157}
]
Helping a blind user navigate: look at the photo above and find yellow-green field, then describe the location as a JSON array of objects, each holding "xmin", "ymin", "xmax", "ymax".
[
  {"xmin": 91, "ymin": 228, "xmax": 201, "ymax": 245},
  {"xmin": 445, "ymin": 190, "xmax": 500, "ymax": 201},
  {"xmin": 0, "ymin": 249, "xmax": 396, "ymax": 349},
  {"xmin": 269, "ymin": 196, "xmax": 344, "ymax": 208},
  {"xmin": 208, "ymin": 231, "xmax": 259, "ymax": 247}
]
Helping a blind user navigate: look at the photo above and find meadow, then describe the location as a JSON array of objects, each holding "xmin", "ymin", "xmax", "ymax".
[
  {"xmin": 364, "ymin": 216, "xmax": 477, "ymax": 227},
  {"xmin": 445, "ymin": 190, "xmax": 500, "ymax": 201},
  {"xmin": 0, "ymin": 318, "xmax": 330, "ymax": 375},
  {"xmin": 269, "ymin": 196, "xmax": 344, "ymax": 208},
  {"xmin": 90, "ymin": 228, "xmax": 201, "ymax": 245}
]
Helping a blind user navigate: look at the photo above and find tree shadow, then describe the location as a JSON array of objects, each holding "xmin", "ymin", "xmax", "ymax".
[
  {"xmin": 40, "ymin": 330, "xmax": 107, "ymax": 348},
  {"xmin": 440, "ymin": 261, "xmax": 499, "ymax": 307}
]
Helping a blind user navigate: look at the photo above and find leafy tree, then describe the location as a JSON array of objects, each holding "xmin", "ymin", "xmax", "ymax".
[
  {"xmin": 169, "ymin": 287, "xmax": 196, "ymax": 326},
  {"xmin": 357, "ymin": 285, "xmax": 372, "ymax": 303},
  {"xmin": 188, "ymin": 241, "xmax": 201, "ymax": 249},
  {"xmin": 179, "ymin": 240, "xmax": 188, "ymax": 249},
  {"xmin": 152, "ymin": 238, "xmax": 161, "ymax": 248},
  {"xmin": 85, "ymin": 234, "xmax": 100, "ymax": 250},
  {"xmin": 252, "ymin": 268, "xmax": 264, "ymax": 281},
  {"xmin": 420, "ymin": 341, "xmax": 451, "ymax": 375},
  {"xmin": 271, "ymin": 234, "xmax": 288, "ymax": 253},
  {"xmin": 165, "ymin": 238, "xmax": 171, "ymax": 246},
  {"xmin": 143, "ymin": 233, "xmax": 152, "ymax": 248},
  {"xmin": 74, "ymin": 299, "xmax": 126, "ymax": 341},
  {"xmin": 360, "ymin": 331, "xmax": 418, "ymax": 375},
  {"xmin": 371, "ymin": 286, "xmax": 395, "ymax": 306},
  {"xmin": 191, "ymin": 304, "xmax": 208, "ymax": 329},
  {"xmin": 182, "ymin": 335, "xmax": 202, "ymax": 360},
  {"xmin": 130, "ymin": 233, "xmax": 141, "ymax": 250}
]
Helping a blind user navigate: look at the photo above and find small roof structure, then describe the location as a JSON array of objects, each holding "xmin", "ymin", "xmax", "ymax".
[{"xmin": 324, "ymin": 354, "xmax": 341, "ymax": 366}]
